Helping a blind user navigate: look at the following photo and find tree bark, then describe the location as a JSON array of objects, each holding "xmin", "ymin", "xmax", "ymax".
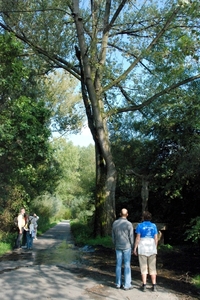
[
  {"xmin": 72, "ymin": 0, "xmax": 116, "ymax": 236},
  {"xmin": 141, "ymin": 177, "xmax": 149, "ymax": 213}
]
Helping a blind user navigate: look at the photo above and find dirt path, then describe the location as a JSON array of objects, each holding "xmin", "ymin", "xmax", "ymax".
[{"xmin": 0, "ymin": 221, "xmax": 198, "ymax": 300}]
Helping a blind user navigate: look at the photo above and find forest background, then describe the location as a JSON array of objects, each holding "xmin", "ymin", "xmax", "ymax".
[{"xmin": 0, "ymin": 0, "xmax": 200, "ymax": 253}]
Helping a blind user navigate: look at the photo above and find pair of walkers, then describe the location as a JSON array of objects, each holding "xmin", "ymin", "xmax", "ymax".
[
  {"xmin": 112, "ymin": 209, "xmax": 158, "ymax": 291},
  {"xmin": 15, "ymin": 208, "xmax": 39, "ymax": 250}
]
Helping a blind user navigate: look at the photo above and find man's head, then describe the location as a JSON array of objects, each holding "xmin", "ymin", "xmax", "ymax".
[
  {"xmin": 142, "ymin": 211, "xmax": 152, "ymax": 221},
  {"xmin": 120, "ymin": 208, "xmax": 128, "ymax": 218}
]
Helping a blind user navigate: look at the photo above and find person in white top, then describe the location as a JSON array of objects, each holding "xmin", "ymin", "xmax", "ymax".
[
  {"xmin": 15, "ymin": 207, "xmax": 25, "ymax": 249},
  {"xmin": 133, "ymin": 211, "xmax": 158, "ymax": 292},
  {"xmin": 33, "ymin": 213, "xmax": 39, "ymax": 240}
]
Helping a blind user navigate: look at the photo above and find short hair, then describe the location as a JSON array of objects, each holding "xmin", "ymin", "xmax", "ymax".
[
  {"xmin": 120, "ymin": 208, "xmax": 128, "ymax": 217},
  {"xmin": 142, "ymin": 211, "xmax": 152, "ymax": 221}
]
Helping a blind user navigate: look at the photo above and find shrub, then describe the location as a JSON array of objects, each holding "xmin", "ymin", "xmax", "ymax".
[
  {"xmin": 158, "ymin": 244, "xmax": 173, "ymax": 252},
  {"xmin": 185, "ymin": 217, "xmax": 200, "ymax": 244},
  {"xmin": 192, "ymin": 275, "xmax": 200, "ymax": 288},
  {"xmin": 70, "ymin": 219, "xmax": 93, "ymax": 245},
  {"xmin": 70, "ymin": 219, "xmax": 113, "ymax": 248}
]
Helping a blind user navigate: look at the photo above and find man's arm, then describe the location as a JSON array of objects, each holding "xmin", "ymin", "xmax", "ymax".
[
  {"xmin": 133, "ymin": 234, "xmax": 140, "ymax": 256},
  {"xmin": 129, "ymin": 225, "xmax": 134, "ymax": 248}
]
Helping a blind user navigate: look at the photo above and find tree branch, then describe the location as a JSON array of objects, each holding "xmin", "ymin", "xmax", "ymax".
[
  {"xmin": 111, "ymin": 74, "xmax": 200, "ymax": 115},
  {"xmin": 103, "ymin": 5, "xmax": 182, "ymax": 92},
  {"xmin": 0, "ymin": 21, "xmax": 81, "ymax": 80}
]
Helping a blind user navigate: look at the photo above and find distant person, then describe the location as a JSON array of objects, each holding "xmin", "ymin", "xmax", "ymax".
[
  {"xmin": 22, "ymin": 213, "xmax": 29, "ymax": 248},
  {"xmin": 133, "ymin": 211, "xmax": 158, "ymax": 292},
  {"xmin": 24, "ymin": 213, "xmax": 37, "ymax": 250},
  {"xmin": 112, "ymin": 208, "xmax": 134, "ymax": 290},
  {"xmin": 33, "ymin": 213, "xmax": 39, "ymax": 240},
  {"xmin": 15, "ymin": 207, "xmax": 25, "ymax": 250},
  {"xmin": 23, "ymin": 213, "xmax": 30, "ymax": 249}
]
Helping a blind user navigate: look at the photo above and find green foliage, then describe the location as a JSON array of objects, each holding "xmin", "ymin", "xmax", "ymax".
[
  {"xmin": 0, "ymin": 32, "xmax": 61, "ymax": 233},
  {"xmin": 0, "ymin": 231, "xmax": 16, "ymax": 255},
  {"xmin": 70, "ymin": 196, "xmax": 95, "ymax": 221},
  {"xmin": 1, "ymin": 0, "xmax": 200, "ymax": 236},
  {"xmin": 70, "ymin": 219, "xmax": 113, "ymax": 248},
  {"xmin": 0, "ymin": 33, "xmax": 28, "ymax": 103},
  {"xmin": 0, "ymin": 242, "xmax": 12, "ymax": 256},
  {"xmin": 192, "ymin": 275, "xmax": 200, "ymax": 288},
  {"xmin": 30, "ymin": 192, "xmax": 63, "ymax": 224},
  {"xmin": 62, "ymin": 208, "xmax": 72, "ymax": 220},
  {"xmin": 46, "ymin": 71, "xmax": 84, "ymax": 134},
  {"xmin": 158, "ymin": 244, "xmax": 174, "ymax": 252},
  {"xmin": 36, "ymin": 220, "xmax": 58, "ymax": 236},
  {"xmin": 52, "ymin": 138, "xmax": 95, "ymax": 221},
  {"xmin": 86, "ymin": 236, "xmax": 113, "ymax": 249},
  {"xmin": 70, "ymin": 219, "xmax": 93, "ymax": 245},
  {"xmin": 110, "ymin": 80, "xmax": 200, "ymax": 222},
  {"xmin": 185, "ymin": 217, "xmax": 200, "ymax": 244}
]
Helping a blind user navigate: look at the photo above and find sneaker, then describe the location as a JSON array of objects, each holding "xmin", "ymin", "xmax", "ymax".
[
  {"xmin": 116, "ymin": 284, "xmax": 123, "ymax": 289},
  {"xmin": 142, "ymin": 284, "xmax": 146, "ymax": 292},
  {"xmin": 152, "ymin": 285, "xmax": 157, "ymax": 292},
  {"xmin": 14, "ymin": 248, "xmax": 22, "ymax": 253},
  {"xmin": 123, "ymin": 285, "xmax": 134, "ymax": 290}
]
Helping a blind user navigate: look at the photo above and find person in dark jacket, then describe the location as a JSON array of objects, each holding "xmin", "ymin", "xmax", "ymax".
[{"xmin": 112, "ymin": 208, "xmax": 134, "ymax": 290}]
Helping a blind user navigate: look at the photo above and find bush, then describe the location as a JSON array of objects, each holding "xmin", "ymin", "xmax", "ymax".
[
  {"xmin": 70, "ymin": 219, "xmax": 93, "ymax": 245},
  {"xmin": 62, "ymin": 208, "xmax": 71, "ymax": 220},
  {"xmin": 185, "ymin": 217, "xmax": 200, "ymax": 244},
  {"xmin": 158, "ymin": 244, "xmax": 173, "ymax": 252},
  {"xmin": 70, "ymin": 219, "xmax": 113, "ymax": 248},
  {"xmin": 0, "ymin": 231, "xmax": 16, "ymax": 254},
  {"xmin": 192, "ymin": 275, "xmax": 200, "ymax": 288},
  {"xmin": 0, "ymin": 242, "xmax": 12, "ymax": 256}
]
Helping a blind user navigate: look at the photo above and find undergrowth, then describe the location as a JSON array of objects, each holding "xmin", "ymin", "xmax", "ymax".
[{"xmin": 70, "ymin": 219, "xmax": 113, "ymax": 248}]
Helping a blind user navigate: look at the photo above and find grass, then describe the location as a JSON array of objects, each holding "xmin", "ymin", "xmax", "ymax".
[
  {"xmin": 0, "ymin": 231, "xmax": 16, "ymax": 255},
  {"xmin": 0, "ymin": 242, "xmax": 12, "ymax": 256},
  {"xmin": 87, "ymin": 235, "xmax": 113, "ymax": 248}
]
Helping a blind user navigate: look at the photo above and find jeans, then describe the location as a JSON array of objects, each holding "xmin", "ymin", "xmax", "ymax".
[
  {"xmin": 15, "ymin": 230, "xmax": 24, "ymax": 248},
  {"xmin": 26, "ymin": 232, "xmax": 33, "ymax": 249},
  {"xmin": 115, "ymin": 248, "xmax": 132, "ymax": 288}
]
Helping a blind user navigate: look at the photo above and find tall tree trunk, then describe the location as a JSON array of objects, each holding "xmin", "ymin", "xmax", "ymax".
[
  {"xmin": 73, "ymin": 0, "xmax": 117, "ymax": 236},
  {"xmin": 141, "ymin": 177, "xmax": 149, "ymax": 213},
  {"xmin": 94, "ymin": 143, "xmax": 116, "ymax": 236}
]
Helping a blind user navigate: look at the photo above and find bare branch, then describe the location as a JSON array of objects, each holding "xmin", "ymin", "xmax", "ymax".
[{"xmin": 111, "ymin": 74, "xmax": 200, "ymax": 115}]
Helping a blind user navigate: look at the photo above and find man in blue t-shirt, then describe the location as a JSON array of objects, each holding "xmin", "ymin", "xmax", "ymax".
[{"xmin": 133, "ymin": 211, "xmax": 158, "ymax": 292}]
